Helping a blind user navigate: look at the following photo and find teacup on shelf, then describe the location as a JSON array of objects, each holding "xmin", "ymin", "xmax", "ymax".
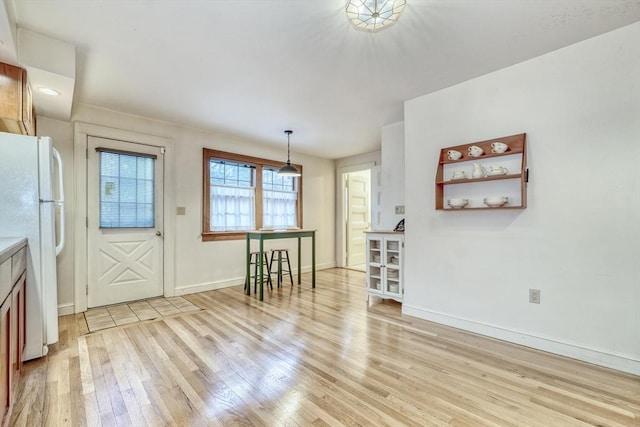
[
  {"xmin": 491, "ymin": 142, "xmax": 508, "ymax": 153},
  {"xmin": 447, "ymin": 149, "xmax": 462, "ymax": 160},
  {"xmin": 467, "ymin": 145, "xmax": 484, "ymax": 157}
]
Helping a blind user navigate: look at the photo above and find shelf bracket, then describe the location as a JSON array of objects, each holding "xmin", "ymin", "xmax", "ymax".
[{"xmin": 525, "ymin": 168, "xmax": 529, "ymax": 183}]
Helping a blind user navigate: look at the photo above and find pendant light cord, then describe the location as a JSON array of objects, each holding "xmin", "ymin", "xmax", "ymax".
[{"xmin": 285, "ymin": 130, "xmax": 293, "ymax": 165}]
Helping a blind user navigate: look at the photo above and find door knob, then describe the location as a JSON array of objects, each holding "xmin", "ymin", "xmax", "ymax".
[{"xmin": 155, "ymin": 231, "xmax": 162, "ymax": 237}]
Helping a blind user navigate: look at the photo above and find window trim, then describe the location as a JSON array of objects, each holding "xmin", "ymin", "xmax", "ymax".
[{"xmin": 202, "ymin": 148, "xmax": 303, "ymax": 241}]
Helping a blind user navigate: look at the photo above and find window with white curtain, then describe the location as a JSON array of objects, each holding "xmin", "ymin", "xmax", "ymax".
[
  {"xmin": 209, "ymin": 160, "xmax": 256, "ymax": 231},
  {"xmin": 262, "ymin": 168, "xmax": 298, "ymax": 229},
  {"xmin": 202, "ymin": 149, "xmax": 302, "ymax": 241}
]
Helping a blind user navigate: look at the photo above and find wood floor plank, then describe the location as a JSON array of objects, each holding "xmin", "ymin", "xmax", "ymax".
[{"xmin": 9, "ymin": 268, "xmax": 640, "ymax": 426}]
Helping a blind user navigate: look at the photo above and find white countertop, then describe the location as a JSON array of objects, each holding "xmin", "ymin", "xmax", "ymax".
[{"xmin": 0, "ymin": 238, "xmax": 27, "ymax": 265}]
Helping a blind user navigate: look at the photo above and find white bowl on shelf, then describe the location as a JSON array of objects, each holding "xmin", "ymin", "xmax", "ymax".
[
  {"xmin": 447, "ymin": 198, "xmax": 469, "ymax": 209},
  {"xmin": 483, "ymin": 196, "xmax": 509, "ymax": 207}
]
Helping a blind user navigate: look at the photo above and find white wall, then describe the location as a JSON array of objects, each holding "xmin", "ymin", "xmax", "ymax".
[
  {"xmin": 38, "ymin": 105, "xmax": 336, "ymax": 312},
  {"xmin": 403, "ymin": 23, "xmax": 640, "ymax": 374},
  {"xmin": 380, "ymin": 121, "xmax": 404, "ymax": 230}
]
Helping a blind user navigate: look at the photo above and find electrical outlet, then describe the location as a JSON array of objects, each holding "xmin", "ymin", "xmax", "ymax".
[
  {"xmin": 529, "ymin": 289, "xmax": 540, "ymax": 304},
  {"xmin": 395, "ymin": 205, "xmax": 405, "ymax": 214}
]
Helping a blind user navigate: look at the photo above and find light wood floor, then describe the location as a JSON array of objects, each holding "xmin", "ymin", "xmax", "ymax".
[{"xmin": 9, "ymin": 269, "xmax": 640, "ymax": 426}]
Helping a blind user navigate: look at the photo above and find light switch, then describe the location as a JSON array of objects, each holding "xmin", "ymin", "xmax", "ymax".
[
  {"xmin": 395, "ymin": 205, "xmax": 405, "ymax": 214},
  {"xmin": 176, "ymin": 206, "xmax": 186, "ymax": 215}
]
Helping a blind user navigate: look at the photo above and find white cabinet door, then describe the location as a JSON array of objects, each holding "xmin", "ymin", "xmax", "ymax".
[
  {"xmin": 366, "ymin": 236, "xmax": 383, "ymax": 294},
  {"xmin": 383, "ymin": 238, "xmax": 402, "ymax": 298}
]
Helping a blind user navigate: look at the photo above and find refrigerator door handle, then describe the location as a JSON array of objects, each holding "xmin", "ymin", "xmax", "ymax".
[{"xmin": 52, "ymin": 147, "xmax": 65, "ymax": 256}]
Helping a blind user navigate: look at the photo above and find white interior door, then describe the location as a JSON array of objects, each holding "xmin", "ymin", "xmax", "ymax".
[
  {"xmin": 87, "ymin": 136, "xmax": 164, "ymax": 307},
  {"xmin": 346, "ymin": 170, "xmax": 371, "ymax": 267}
]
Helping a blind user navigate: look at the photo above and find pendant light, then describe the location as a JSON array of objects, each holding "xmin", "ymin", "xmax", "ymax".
[{"xmin": 277, "ymin": 130, "xmax": 301, "ymax": 177}]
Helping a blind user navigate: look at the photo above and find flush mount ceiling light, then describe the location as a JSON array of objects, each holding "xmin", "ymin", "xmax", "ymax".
[
  {"xmin": 38, "ymin": 87, "xmax": 61, "ymax": 96},
  {"xmin": 345, "ymin": 0, "xmax": 406, "ymax": 32},
  {"xmin": 277, "ymin": 130, "xmax": 301, "ymax": 177}
]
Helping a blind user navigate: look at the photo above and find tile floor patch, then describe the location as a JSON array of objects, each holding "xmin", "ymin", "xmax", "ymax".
[{"xmin": 84, "ymin": 296, "xmax": 202, "ymax": 333}]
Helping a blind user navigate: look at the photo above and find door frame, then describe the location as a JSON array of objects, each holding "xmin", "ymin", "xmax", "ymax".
[
  {"xmin": 336, "ymin": 162, "xmax": 378, "ymax": 268},
  {"xmin": 73, "ymin": 122, "xmax": 176, "ymax": 313}
]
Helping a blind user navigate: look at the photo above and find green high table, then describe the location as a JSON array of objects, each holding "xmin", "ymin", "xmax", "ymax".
[{"xmin": 245, "ymin": 229, "xmax": 316, "ymax": 301}]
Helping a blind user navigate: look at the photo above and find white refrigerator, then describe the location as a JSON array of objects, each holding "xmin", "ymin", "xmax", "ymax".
[{"xmin": 0, "ymin": 131, "xmax": 64, "ymax": 360}]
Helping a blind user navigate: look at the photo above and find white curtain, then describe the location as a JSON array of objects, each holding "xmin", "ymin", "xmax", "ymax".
[
  {"xmin": 263, "ymin": 189, "xmax": 297, "ymax": 229},
  {"xmin": 210, "ymin": 185, "xmax": 255, "ymax": 231}
]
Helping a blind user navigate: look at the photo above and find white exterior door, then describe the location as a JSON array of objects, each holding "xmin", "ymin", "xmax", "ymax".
[
  {"xmin": 346, "ymin": 170, "xmax": 371, "ymax": 267},
  {"xmin": 87, "ymin": 136, "xmax": 164, "ymax": 307}
]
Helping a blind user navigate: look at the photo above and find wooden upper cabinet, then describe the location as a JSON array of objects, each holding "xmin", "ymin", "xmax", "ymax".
[{"xmin": 0, "ymin": 62, "xmax": 36, "ymax": 136}]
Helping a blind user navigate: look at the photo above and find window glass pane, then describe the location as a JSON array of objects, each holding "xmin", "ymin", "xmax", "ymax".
[
  {"xmin": 283, "ymin": 176, "xmax": 293, "ymax": 190},
  {"xmin": 262, "ymin": 169, "xmax": 273, "ymax": 187},
  {"xmin": 211, "ymin": 162, "xmax": 225, "ymax": 184},
  {"xmin": 119, "ymin": 155, "xmax": 136, "ymax": 178},
  {"xmin": 238, "ymin": 166, "xmax": 252, "ymax": 185},
  {"xmin": 137, "ymin": 180, "xmax": 153, "ymax": 203},
  {"xmin": 225, "ymin": 163, "xmax": 237, "ymax": 181},
  {"xmin": 120, "ymin": 178, "xmax": 136, "ymax": 203},
  {"xmin": 137, "ymin": 204, "xmax": 154, "ymax": 227},
  {"xmin": 99, "ymin": 151, "xmax": 155, "ymax": 228},
  {"xmin": 137, "ymin": 157, "xmax": 153, "ymax": 180},
  {"xmin": 119, "ymin": 203, "xmax": 137, "ymax": 227},
  {"xmin": 102, "ymin": 152, "xmax": 119, "ymax": 178},
  {"xmin": 100, "ymin": 202, "xmax": 118, "ymax": 227}
]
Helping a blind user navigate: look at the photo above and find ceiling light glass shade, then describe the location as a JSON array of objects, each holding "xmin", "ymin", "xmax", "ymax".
[
  {"xmin": 345, "ymin": 0, "xmax": 406, "ymax": 32},
  {"xmin": 278, "ymin": 130, "xmax": 301, "ymax": 177}
]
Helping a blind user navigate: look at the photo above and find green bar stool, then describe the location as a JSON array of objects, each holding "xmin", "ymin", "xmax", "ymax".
[
  {"xmin": 269, "ymin": 249, "xmax": 293, "ymax": 288},
  {"xmin": 245, "ymin": 251, "xmax": 272, "ymax": 294}
]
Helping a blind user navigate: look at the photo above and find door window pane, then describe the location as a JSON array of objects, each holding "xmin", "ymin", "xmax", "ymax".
[{"xmin": 99, "ymin": 151, "xmax": 155, "ymax": 228}]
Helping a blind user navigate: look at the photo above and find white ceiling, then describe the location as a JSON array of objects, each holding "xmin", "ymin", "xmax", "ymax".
[{"xmin": 5, "ymin": 1, "xmax": 640, "ymax": 159}]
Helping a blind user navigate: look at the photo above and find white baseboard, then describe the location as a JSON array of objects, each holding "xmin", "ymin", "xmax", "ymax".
[
  {"xmin": 58, "ymin": 303, "xmax": 75, "ymax": 316},
  {"xmin": 402, "ymin": 304, "xmax": 640, "ymax": 376},
  {"xmin": 174, "ymin": 277, "xmax": 242, "ymax": 296},
  {"xmin": 174, "ymin": 263, "xmax": 336, "ymax": 296},
  {"xmin": 311, "ymin": 262, "xmax": 336, "ymax": 271}
]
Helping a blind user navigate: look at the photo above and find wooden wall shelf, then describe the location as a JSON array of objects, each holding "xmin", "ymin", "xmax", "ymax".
[{"xmin": 435, "ymin": 133, "xmax": 528, "ymax": 210}]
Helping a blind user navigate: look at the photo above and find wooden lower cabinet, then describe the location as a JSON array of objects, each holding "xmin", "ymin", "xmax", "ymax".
[
  {"xmin": 0, "ymin": 296, "xmax": 11, "ymax": 424},
  {"xmin": 11, "ymin": 275, "xmax": 25, "ymax": 387},
  {"xmin": 0, "ymin": 243, "xmax": 27, "ymax": 426}
]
